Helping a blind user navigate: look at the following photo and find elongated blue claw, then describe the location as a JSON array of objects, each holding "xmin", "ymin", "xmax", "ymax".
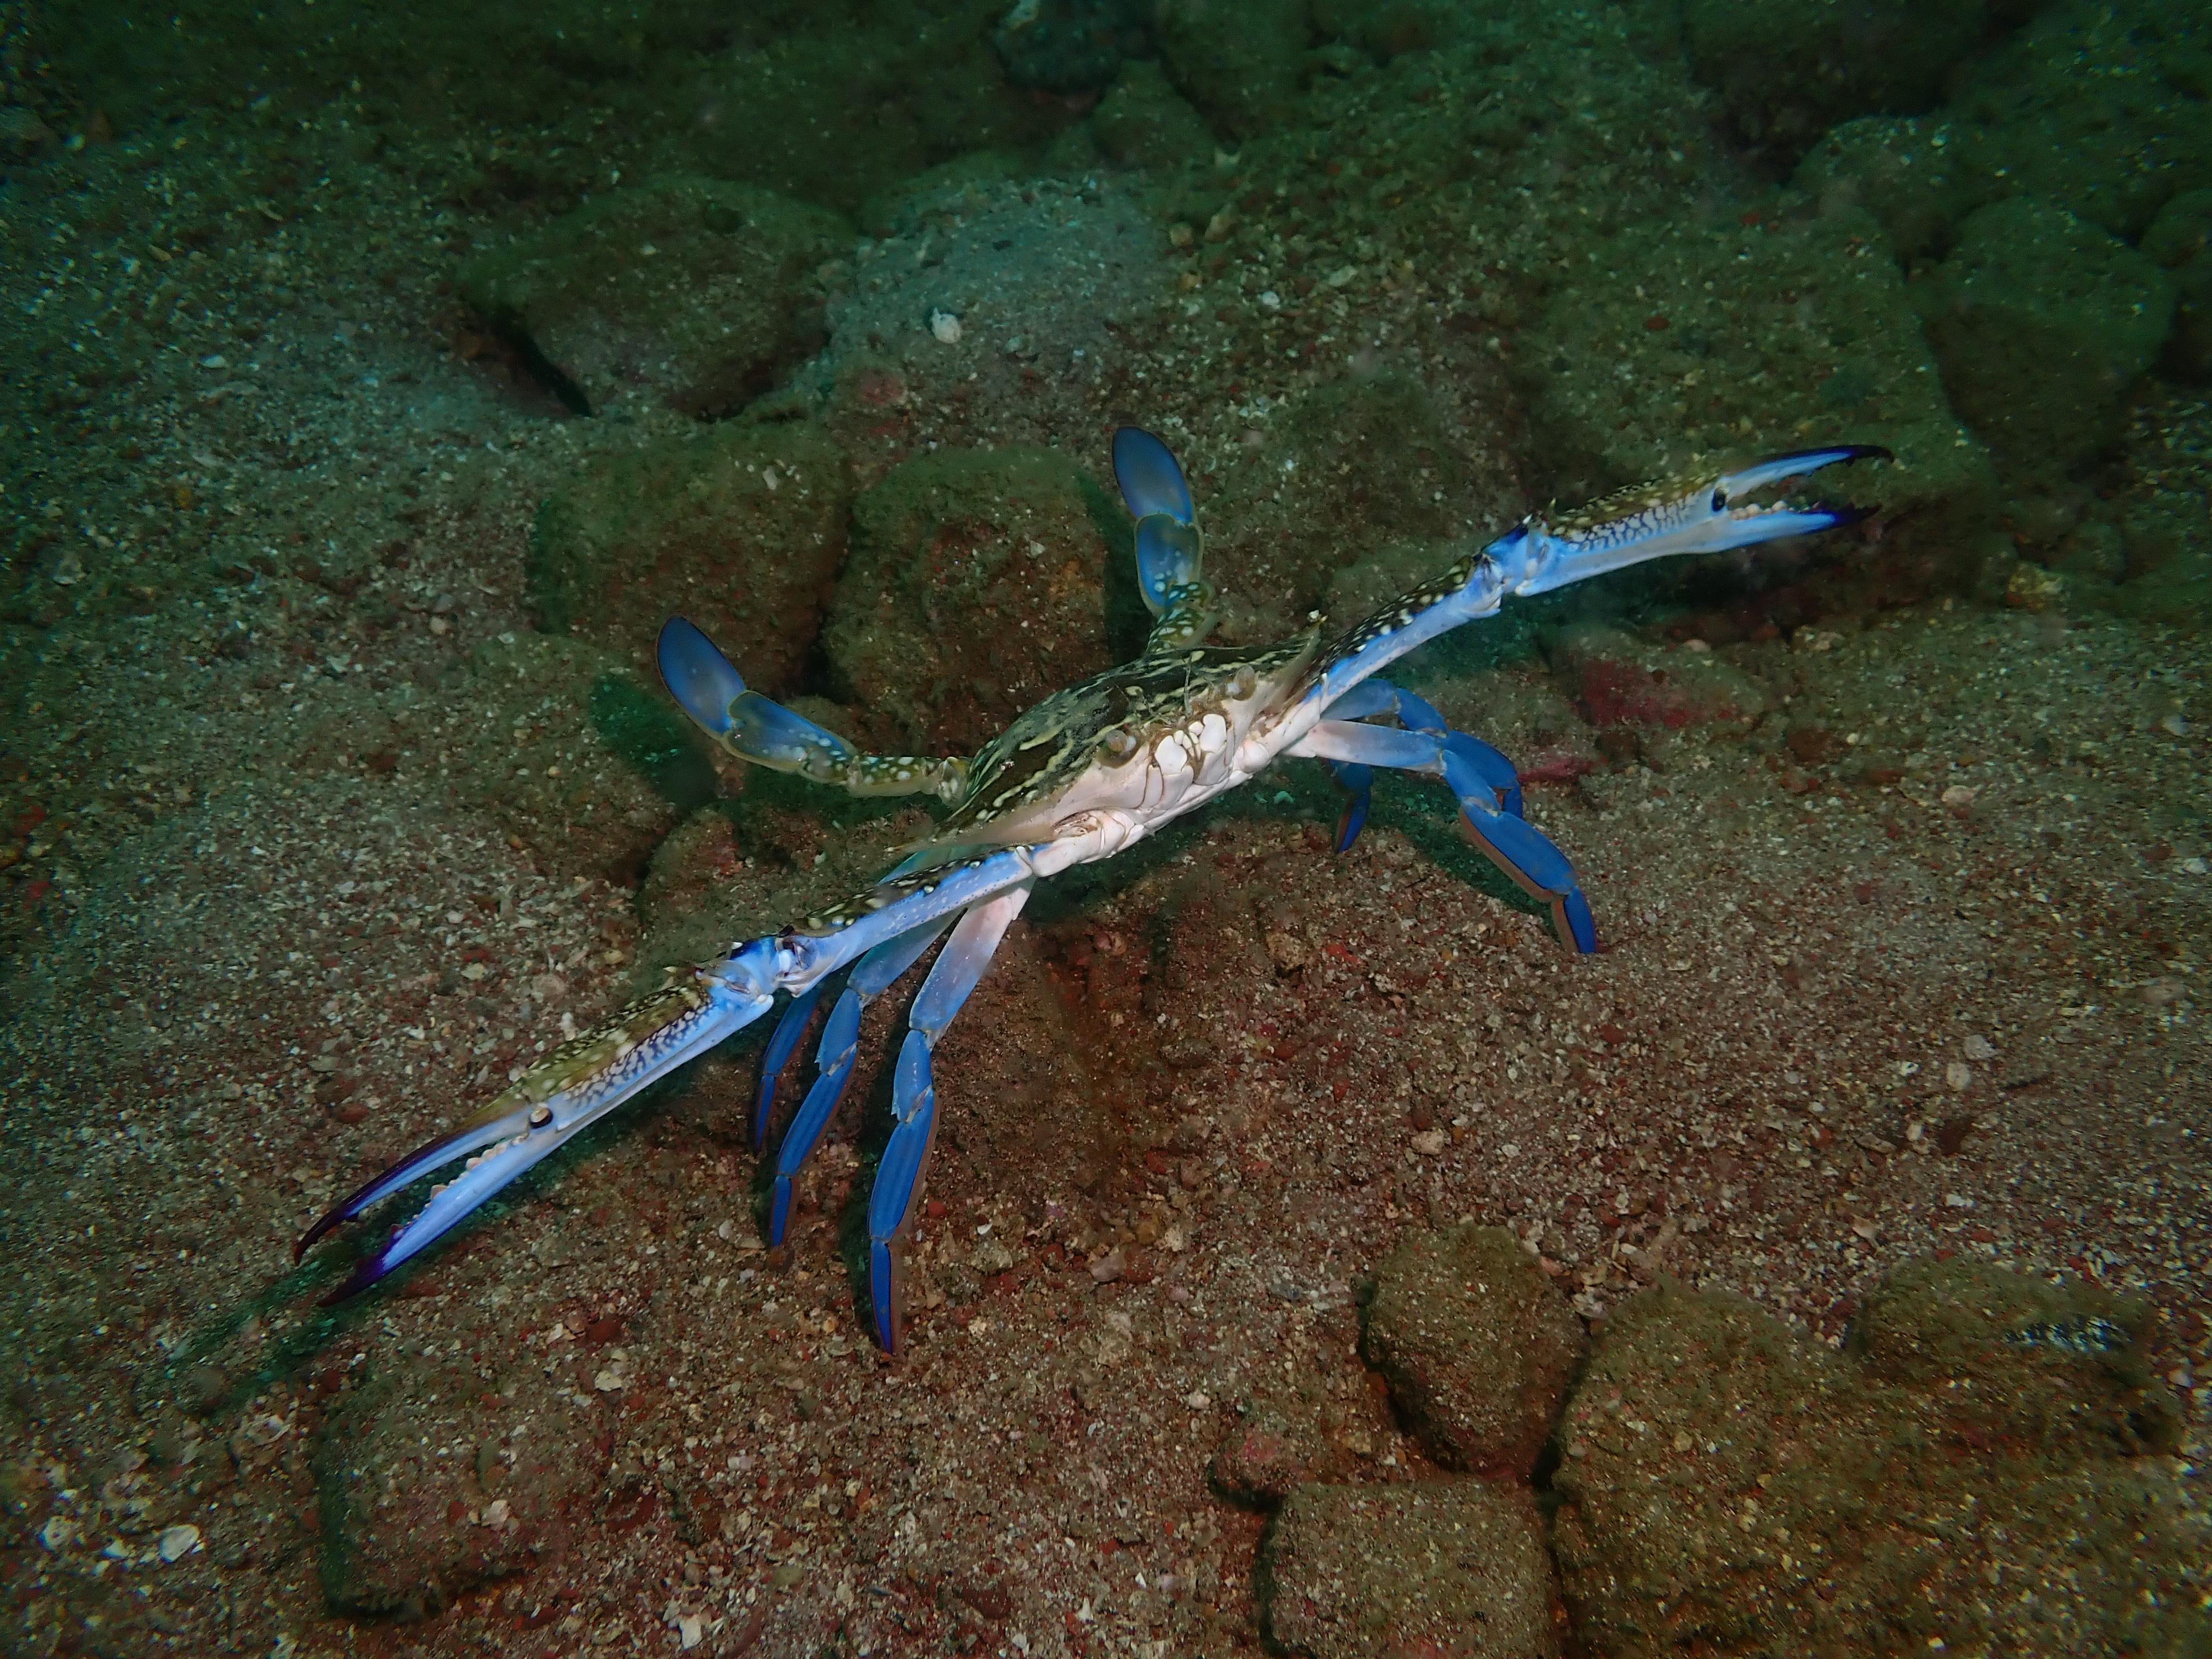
[{"xmin": 301, "ymin": 942, "xmax": 782, "ymax": 1298}]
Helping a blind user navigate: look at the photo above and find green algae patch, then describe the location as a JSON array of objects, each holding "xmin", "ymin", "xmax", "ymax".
[
  {"xmin": 1551, "ymin": 1266, "xmax": 2204, "ymax": 1658},
  {"xmin": 1516, "ymin": 207, "xmax": 1994, "ymax": 606},
  {"xmin": 1913, "ymin": 197, "xmax": 2174, "ymax": 474},
  {"xmin": 824, "ymin": 445, "xmax": 1134, "ymax": 754},
  {"xmin": 458, "ymin": 176, "xmax": 850, "ymax": 419},
  {"xmin": 529, "ymin": 419, "xmax": 853, "ymax": 695}
]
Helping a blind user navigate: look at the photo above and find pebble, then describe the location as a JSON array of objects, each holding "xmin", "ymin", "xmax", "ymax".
[{"xmin": 158, "ymin": 1523, "xmax": 202, "ymax": 1562}]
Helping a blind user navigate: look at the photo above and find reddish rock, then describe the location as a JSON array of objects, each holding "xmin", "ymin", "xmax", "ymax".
[{"xmin": 1547, "ymin": 623, "xmax": 1770, "ymax": 730}]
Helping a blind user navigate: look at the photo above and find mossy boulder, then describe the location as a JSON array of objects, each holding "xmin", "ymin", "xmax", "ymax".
[
  {"xmin": 684, "ymin": 4, "xmax": 1075, "ymax": 215},
  {"xmin": 457, "ymin": 176, "xmax": 849, "ymax": 418},
  {"xmin": 1091, "ymin": 59, "xmax": 1215, "ymax": 171},
  {"xmin": 822, "ymin": 446, "xmax": 1131, "ymax": 753},
  {"xmin": 1260, "ymin": 1479, "xmax": 1561, "ymax": 1658},
  {"xmin": 1685, "ymin": 0, "xmax": 1990, "ymax": 159},
  {"xmin": 1550, "ymin": 1265, "xmax": 2199, "ymax": 1658},
  {"xmin": 1912, "ymin": 196, "xmax": 2174, "ymax": 471},
  {"xmin": 1516, "ymin": 207, "xmax": 1992, "ymax": 603},
  {"xmin": 528, "ymin": 420, "xmax": 852, "ymax": 692},
  {"xmin": 1154, "ymin": 0, "xmax": 1312, "ymax": 137},
  {"xmin": 1360, "ymin": 1223, "xmax": 1586, "ymax": 1479}
]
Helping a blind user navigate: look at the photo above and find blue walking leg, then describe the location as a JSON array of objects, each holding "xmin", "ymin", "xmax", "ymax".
[
  {"xmin": 867, "ymin": 880, "xmax": 1032, "ymax": 1353},
  {"xmin": 764, "ymin": 914, "xmax": 955, "ymax": 1243},
  {"xmin": 1288, "ymin": 719, "xmax": 1597, "ymax": 953}
]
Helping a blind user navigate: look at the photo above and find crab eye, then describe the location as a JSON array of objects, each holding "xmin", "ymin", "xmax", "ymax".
[
  {"xmin": 1100, "ymin": 728, "xmax": 1136, "ymax": 757},
  {"xmin": 1710, "ymin": 487, "xmax": 1728, "ymax": 512}
]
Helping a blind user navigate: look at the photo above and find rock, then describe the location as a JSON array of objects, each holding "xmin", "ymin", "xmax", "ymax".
[
  {"xmin": 528, "ymin": 420, "xmax": 852, "ymax": 690},
  {"xmin": 1545, "ymin": 624, "xmax": 1768, "ymax": 732},
  {"xmin": 314, "ymin": 1350, "xmax": 607, "ymax": 1618},
  {"xmin": 1684, "ymin": 0, "xmax": 1989, "ymax": 159},
  {"xmin": 2144, "ymin": 189, "xmax": 2212, "ymax": 382},
  {"xmin": 685, "ymin": 16, "xmax": 1073, "ymax": 215},
  {"xmin": 457, "ymin": 176, "xmax": 849, "ymax": 418},
  {"xmin": 1793, "ymin": 115, "xmax": 1996, "ymax": 264},
  {"xmin": 1943, "ymin": 0, "xmax": 2212, "ymax": 242},
  {"xmin": 1091, "ymin": 59, "xmax": 1214, "ymax": 171},
  {"xmin": 1154, "ymin": 0, "xmax": 1311, "ymax": 137},
  {"xmin": 1550, "ymin": 1265, "xmax": 2203, "ymax": 1659},
  {"xmin": 1260, "ymin": 1479, "xmax": 1560, "ymax": 1658},
  {"xmin": 1212, "ymin": 1408, "xmax": 1353, "ymax": 1506},
  {"xmin": 1913, "ymin": 197, "xmax": 2175, "ymax": 471},
  {"xmin": 823, "ymin": 445, "xmax": 1130, "ymax": 753},
  {"xmin": 1516, "ymin": 206, "xmax": 1992, "ymax": 603},
  {"xmin": 993, "ymin": 0, "xmax": 1151, "ymax": 94},
  {"xmin": 1359, "ymin": 1223, "xmax": 1585, "ymax": 1478},
  {"xmin": 453, "ymin": 632, "xmax": 713, "ymax": 884}
]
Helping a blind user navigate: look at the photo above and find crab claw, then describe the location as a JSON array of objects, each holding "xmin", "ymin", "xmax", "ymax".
[
  {"xmin": 1112, "ymin": 426, "xmax": 1194, "ymax": 524},
  {"xmin": 1506, "ymin": 444, "xmax": 1892, "ymax": 596},
  {"xmin": 300, "ymin": 943, "xmax": 780, "ymax": 1298},
  {"xmin": 658, "ymin": 616, "xmax": 858, "ymax": 778}
]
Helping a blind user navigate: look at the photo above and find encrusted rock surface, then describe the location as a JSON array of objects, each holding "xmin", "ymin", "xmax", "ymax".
[
  {"xmin": 1261, "ymin": 1478, "xmax": 1561, "ymax": 1659},
  {"xmin": 457, "ymin": 175, "xmax": 849, "ymax": 418},
  {"xmin": 824, "ymin": 444, "xmax": 1131, "ymax": 752},
  {"xmin": 528, "ymin": 420, "xmax": 852, "ymax": 690},
  {"xmin": 1914, "ymin": 196, "xmax": 2177, "ymax": 470},
  {"xmin": 1551, "ymin": 1265, "xmax": 2203, "ymax": 1658},
  {"xmin": 1360, "ymin": 1223, "xmax": 1586, "ymax": 1478}
]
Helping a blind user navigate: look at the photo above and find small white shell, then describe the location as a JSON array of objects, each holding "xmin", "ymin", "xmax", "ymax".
[{"xmin": 928, "ymin": 308, "xmax": 963, "ymax": 345}]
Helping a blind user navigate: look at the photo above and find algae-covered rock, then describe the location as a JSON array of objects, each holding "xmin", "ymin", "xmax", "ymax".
[
  {"xmin": 1360, "ymin": 1224, "xmax": 1585, "ymax": 1479},
  {"xmin": 685, "ymin": 7, "xmax": 1074, "ymax": 215},
  {"xmin": 1913, "ymin": 196, "xmax": 2174, "ymax": 471},
  {"xmin": 457, "ymin": 176, "xmax": 849, "ymax": 418},
  {"xmin": 823, "ymin": 445, "xmax": 1130, "ymax": 753},
  {"xmin": 1550, "ymin": 1266, "xmax": 2204, "ymax": 1659},
  {"xmin": 1516, "ymin": 206, "xmax": 1991, "ymax": 601},
  {"xmin": 1154, "ymin": 0, "xmax": 1312, "ymax": 137},
  {"xmin": 1684, "ymin": 0, "xmax": 1989, "ymax": 156},
  {"xmin": 528, "ymin": 420, "xmax": 852, "ymax": 691},
  {"xmin": 2145, "ymin": 189, "xmax": 2212, "ymax": 382},
  {"xmin": 1793, "ymin": 115, "xmax": 1997, "ymax": 263},
  {"xmin": 1260, "ymin": 1479, "xmax": 1560, "ymax": 1659},
  {"xmin": 1211, "ymin": 1398, "xmax": 1360, "ymax": 1506},
  {"xmin": 1944, "ymin": 0, "xmax": 2212, "ymax": 242},
  {"xmin": 993, "ymin": 0, "xmax": 1150, "ymax": 93},
  {"xmin": 453, "ymin": 633, "xmax": 711, "ymax": 884},
  {"xmin": 1091, "ymin": 59, "xmax": 1214, "ymax": 172}
]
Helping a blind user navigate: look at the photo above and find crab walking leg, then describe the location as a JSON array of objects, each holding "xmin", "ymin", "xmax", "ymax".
[
  {"xmin": 1289, "ymin": 719, "xmax": 1598, "ymax": 953},
  {"xmin": 304, "ymin": 941, "xmax": 783, "ymax": 1298},
  {"xmin": 766, "ymin": 914, "xmax": 957, "ymax": 1244},
  {"xmin": 1319, "ymin": 680, "xmax": 1524, "ymax": 851},
  {"xmin": 752, "ymin": 982, "xmax": 825, "ymax": 1153},
  {"xmin": 866, "ymin": 880, "xmax": 1034, "ymax": 1353},
  {"xmin": 659, "ymin": 616, "xmax": 969, "ymax": 801}
]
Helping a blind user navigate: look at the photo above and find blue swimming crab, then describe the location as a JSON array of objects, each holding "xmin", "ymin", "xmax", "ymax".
[{"xmin": 299, "ymin": 427, "xmax": 1886, "ymax": 1351}]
